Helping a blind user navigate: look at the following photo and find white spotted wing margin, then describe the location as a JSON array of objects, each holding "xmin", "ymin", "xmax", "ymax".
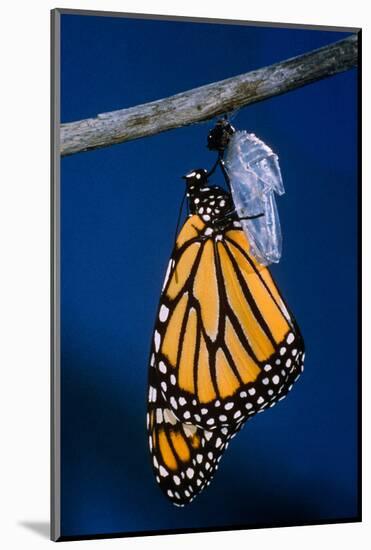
[{"xmin": 147, "ymin": 365, "xmax": 244, "ymax": 506}]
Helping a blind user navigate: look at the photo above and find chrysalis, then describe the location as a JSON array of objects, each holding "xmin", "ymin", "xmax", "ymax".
[{"xmin": 224, "ymin": 131, "xmax": 285, "ymax": 265}]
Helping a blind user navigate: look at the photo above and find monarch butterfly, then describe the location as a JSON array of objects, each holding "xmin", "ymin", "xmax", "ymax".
[{"xmin": 147, "ymin": 132, "xmax": 305, "ymax": 507}]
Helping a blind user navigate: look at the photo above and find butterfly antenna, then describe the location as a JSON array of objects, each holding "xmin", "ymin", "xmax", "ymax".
[
  {"xmin": 208, "ymin": 155, "xmax": 220, "ymax": 177},
  {"xmin": 172, "ymin": 189, "xmax": 187, "ymax": 283}
]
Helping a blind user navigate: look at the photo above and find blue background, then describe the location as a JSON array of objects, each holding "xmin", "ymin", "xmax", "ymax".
[{"xmin": 60, "ymin": 13, "xmax": 359, "ymax": 538}]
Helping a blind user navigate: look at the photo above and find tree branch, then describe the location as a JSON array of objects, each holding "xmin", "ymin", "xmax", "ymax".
[{"xmin": 61, "ymin": 34, "xmax": 358, "ymax": 157}]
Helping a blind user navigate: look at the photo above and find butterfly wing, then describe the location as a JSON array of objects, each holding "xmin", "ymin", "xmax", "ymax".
[
  {"xmin": 147, "ymin": 363, "xmax": 244, "ymax": 506},
  {"xmin": 148, "ymin": 213, "xmax": 304, "ymax": 504},
  {"xmin": 151, "ymin": 215, "xmax": 304, "ymax": 430}
]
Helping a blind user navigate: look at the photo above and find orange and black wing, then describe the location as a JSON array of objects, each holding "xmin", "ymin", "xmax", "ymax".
[
  {"xmin": 150, "ymin": 214, "xmax": 304, "ymax": 430},
  {"xmin": 147, "ymin": 363, "xmax": 244, "ymax": 506}
]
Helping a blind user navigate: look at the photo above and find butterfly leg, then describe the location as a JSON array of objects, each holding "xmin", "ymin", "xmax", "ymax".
[{"xmin": 212, "ymin": 209, "xmax": 264, "ymax": 229}]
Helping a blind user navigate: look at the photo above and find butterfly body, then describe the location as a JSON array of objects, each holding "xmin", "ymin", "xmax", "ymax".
[
  {"xmin": 147, "ymin": 168, "xmax": 304, "ymax": 506},
  {"xmin": 185, "ymin": 168, "xmax": 236, "ymax": 229}
]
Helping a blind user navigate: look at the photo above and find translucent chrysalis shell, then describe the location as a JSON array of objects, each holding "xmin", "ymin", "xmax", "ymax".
[{"xmin": 224, "ymin": 131, "xmax": 285, "ymax": 265}]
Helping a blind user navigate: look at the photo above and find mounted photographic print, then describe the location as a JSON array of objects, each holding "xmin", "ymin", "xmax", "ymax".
[{"xmin": 51, "ymin": 8, "xmax": 361, "ymax": 542}]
